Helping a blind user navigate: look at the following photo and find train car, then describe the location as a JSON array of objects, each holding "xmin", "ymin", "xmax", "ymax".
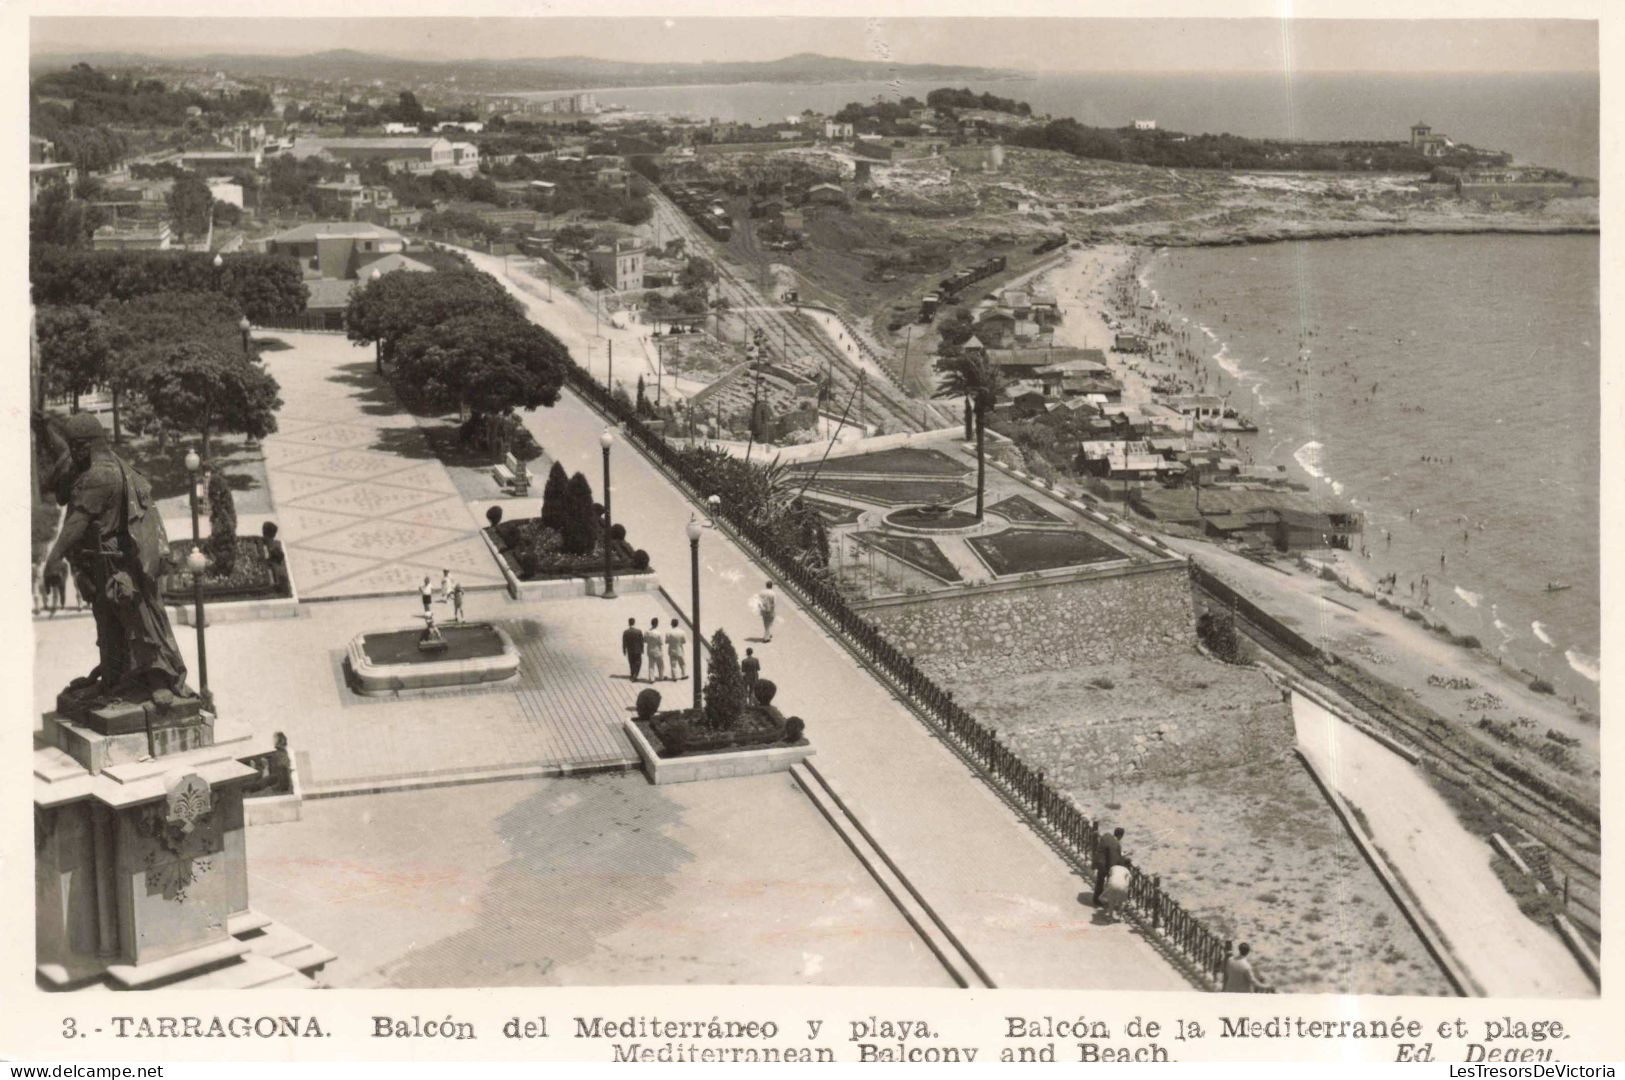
[{"xmin": 920, "ymin": 293, "xmax": 940, "ymax": 322}]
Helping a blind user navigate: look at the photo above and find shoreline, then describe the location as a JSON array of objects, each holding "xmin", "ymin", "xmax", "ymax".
[
  {"xmin": 1031, "ymin": 245, "xmax": 1599, "ymax": 766},
  {"xmin": 1122, "ymin": 220, "xmax": 1599, "ymax": 249}
]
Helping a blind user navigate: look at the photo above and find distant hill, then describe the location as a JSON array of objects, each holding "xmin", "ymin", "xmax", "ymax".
[{"xmin": 29, "ymin": 49, "xmax": 1015, "ymax": 93}]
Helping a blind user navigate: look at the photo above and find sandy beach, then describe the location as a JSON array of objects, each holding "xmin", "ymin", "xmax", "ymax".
[{"xmin": 1037, "ymin": 243, "xmax": 1600, "ymax": 783}]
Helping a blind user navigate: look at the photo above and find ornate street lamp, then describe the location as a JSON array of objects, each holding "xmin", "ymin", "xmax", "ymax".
[
  {"xmin": 686, "ymin": 516, "xmax": 703, "ymax": 713},
  {"xmin": 238, "ymin": 315, "xmax": 251, "ymax": 355},
  {"xmin": 212, "ymin": 254, "xmax": 223, "ymax": 269},
  {"xmin": 599, "ymin": 428, "xmax": 617, "ymax": 599},
  {"xmin": 183, "ymin": 449, "xmax": 210, "ymax": 705},
  {"xmin": 706, "ymin": 493, "xmax": 720, "ymax": 528},
  {"xmin": 370, "ymin": 269, "xmax": 384, "ymax": 373}
]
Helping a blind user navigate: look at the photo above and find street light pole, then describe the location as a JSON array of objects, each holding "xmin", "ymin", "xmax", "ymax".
[
  {"xmin": 599, "ymin": 428, "xmax": 617, "ymax": 599},
  {"xmin": 238, "ymin": 315, "xmax": 251, "ymax": 356},
  {"xmin": 687, "ymin": 517, "xmax": 703, "ymax": 714},
  {"xmin": 184, "ymin": 449, "xmax": 210, "ymax": 706}
]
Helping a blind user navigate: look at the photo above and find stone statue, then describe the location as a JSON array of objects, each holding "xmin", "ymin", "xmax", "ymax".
[{"xmin": 36, "ymin": 411, "xmax": 193, "ymax": 710}]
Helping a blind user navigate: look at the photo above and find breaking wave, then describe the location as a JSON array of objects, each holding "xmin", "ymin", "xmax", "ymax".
[
  {"xmin": 1532, "ymin": 621, "xmax": 1555, "ymax": 647},
  {"xmin": 1566, "ymin": 649, "xmax": 1600, "ymax": 683}
]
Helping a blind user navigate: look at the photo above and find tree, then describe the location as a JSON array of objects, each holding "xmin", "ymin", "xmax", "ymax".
[
  {"xmin": 539, "ymin": 461, "xmax": 570, "ymax": 531},
  {"xmin": 679, "ymin": 256, "xmax": 717, "ymax": 290},
  {"xmin": 35, "ymin": 305, "xmax": 110, "ymax": 412},
  {"xmin": 390, "ymin": 311, "xmax": 567, "ymax": 443},
  {"xmin": 702, "ymin": 628, "xmax": 745, "ymax": 729},
  {"xmin": 167, "ymin": 172, "xmax": 214, "ymax": 242},
  {"xmin": 935, "ymin": 355, "xmax": 1004, "ymax": 520},
  {"xmin": 30, "ymin": 184, "xmax": 101, "ymax": 248},
  {"xmin": 28, "ymin": 249, "xmax": 307, "ymax": 320},
  {"xmin": 140, "ymin": 340, "xmax": 281, "ymax": 458},
  {"xmin": 345, "ymin": 268, "xmax": 522, "ymax": 370},
  {"xmin": 560, "ymin": 471, "xmax": 596, "ymax": 556},
  {"xmin": 102, "ymin": 290, "xmax": 254, "ymax": 444}
]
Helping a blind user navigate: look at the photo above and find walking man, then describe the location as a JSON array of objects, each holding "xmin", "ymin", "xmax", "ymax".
[
  {"xmin": 450, "ymin": 579, "xmax": 465, "ymax": 623},
  {"xmin": 1223, "ymin": 942, "xmax": 1270, "ymax": 992},
  {"xmin": 665, "ymin": 618, "xmax": 687, "ymax": 680},
  {"xmin": 440, "ymin": 568, "xmax": 455, "ymax": 605},
  {"xmin": 645, "ymin": 616, "xmax": 666, "ymax": 682},
  {"xmin": 621, "ymin": 617, "xmax": 644, "ymax": 682},
  {"xmin": 741, "ymin": 647, "xmax": 761, "ymax": 698},
  {"xmin": 753, "ymin": 581, "xmax": 777, "ymax": 642},
  {"xmin": 1093, "ymin": 826, "xmax": 1125, "ymax": 908},
  {"xmin": 419, "ymin": 575, "xmax": 434, "ymax": 616}
]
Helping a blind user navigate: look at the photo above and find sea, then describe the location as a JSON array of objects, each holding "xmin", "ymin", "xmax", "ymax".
[
  {"xmin": 519, "ymin": 70, "xmax": 1600, "ymax": 178},
  {"xmin": 1144, "ymin": 235, "xmax": 1600, "ymax": 709}
]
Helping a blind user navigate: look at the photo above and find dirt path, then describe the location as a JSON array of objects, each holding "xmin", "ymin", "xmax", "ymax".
[{"xmin": 1293, "ymin": 695, "xmax": 1594, "ymax": 997}]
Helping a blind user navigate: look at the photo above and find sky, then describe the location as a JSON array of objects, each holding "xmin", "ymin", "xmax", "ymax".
[{"xmin": 28, "ymin": 16, "xmax": 1599, "ymax": 73}]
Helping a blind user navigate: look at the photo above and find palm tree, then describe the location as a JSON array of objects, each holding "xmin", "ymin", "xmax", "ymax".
[{"xmin": 934, "ymin": 355, "xmax": 1003, "ymax": 520}]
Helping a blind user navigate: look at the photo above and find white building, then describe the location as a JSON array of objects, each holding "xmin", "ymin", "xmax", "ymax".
[{"xmin": 1133, "ymin": 119, "xmax": 1158, "ymax": 131}]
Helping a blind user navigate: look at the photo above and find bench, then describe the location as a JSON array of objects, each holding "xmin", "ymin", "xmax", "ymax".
[{"xmin": 492, "ymin": 452, "xmax": 531, "ymax": 495}]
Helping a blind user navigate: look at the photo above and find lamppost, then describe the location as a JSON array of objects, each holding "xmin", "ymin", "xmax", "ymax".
[
  {"xmin": 212, "ymin": 254, "xmax": 223, "ymax": 270},
  {"xmin": 370, "ymin": 269, "xmax": 383, "ymax": 373},
  {"xmin": 686, "ymin": 516, "xmax": 703, "ymax": 713},
  {"xmin": 238, "ymin": 315, "xmax": 251, "ymax": 355},
  {"xmin": 599, "ymin": 428, "xmax": 617, "ymax": 599},
  {"xmin": 706, "ymin": 493, "xmax": 720, "ymax": 528},
  {"xmin": 183, "ymin": 449, "xmax": 210, "ymax": 706}
]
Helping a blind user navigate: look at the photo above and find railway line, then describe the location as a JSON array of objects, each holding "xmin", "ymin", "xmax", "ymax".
[
  {"xmin": 651, "ymin": 190, "xmax": 942, "ymax": 436},
  {"xmin": 1195, "ymin": 569, "xmax": 1602, "ymax": 945}
]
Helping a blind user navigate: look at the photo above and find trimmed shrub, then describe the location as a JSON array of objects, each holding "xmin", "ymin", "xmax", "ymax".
[
  {"xmin": 538, "ymin": 461, "xmax": 569, "ymax": 531},
  {"xmin": 784, "ymin": 716, "xmax": 805, "ymax": 743},
  {"xmin": 635, "ymin": 687, "xmax": 662, "ymax": 722},
  {"xmin": 753, "ymin": 678, "xmax": 778, "ymax": 706},
  {"xmin": 560, "ymin": 471, "xmax": 596, "ymax": 555},
  {"xmin": 631, "ymin": 549, "xmax": 651, "ymax": 572},
  {"xmin": 703, "ymin": 628, "xmax": 745, "ymax": 730},
  {"xmin": 205, "ymin": 470, "xmax": 237, "ymax": 578},
  {"xmin": 486, "ymin": 505, "xmax": 503, "ymax": 527},
  {"xmin": 610, "ymin": 523, "xmax": 627, "ymax": 543}
]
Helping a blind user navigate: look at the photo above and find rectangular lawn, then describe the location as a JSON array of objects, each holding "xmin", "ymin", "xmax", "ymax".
[{"xmin": 967, "ymin": 528, "xmax": 1126, "ymax": 576}]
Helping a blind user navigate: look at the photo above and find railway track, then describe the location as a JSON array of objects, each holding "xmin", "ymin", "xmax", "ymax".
[
  {"xmin": 1197, "ymin": 572, "xmax": 1602, "ymax": 943},
  {"xmin": 652, "ymin": 192, "xmax": 936, "ymax": 436}
]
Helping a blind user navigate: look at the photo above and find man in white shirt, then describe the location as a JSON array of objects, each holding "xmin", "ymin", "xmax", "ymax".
[{"xmin": 664, "ymin": 618, "xmax": 687, "ymax": 680}]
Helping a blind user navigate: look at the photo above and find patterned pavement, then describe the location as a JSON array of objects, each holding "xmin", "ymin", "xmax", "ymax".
[{"xmin": 257, "ymin": 335, "xmax": 506, "ymax": 600}]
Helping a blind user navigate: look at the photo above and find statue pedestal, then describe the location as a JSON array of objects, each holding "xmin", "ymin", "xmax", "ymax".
[{"xmin": 34, "ymin": 700, "xmax": 335, "ymax": 990}]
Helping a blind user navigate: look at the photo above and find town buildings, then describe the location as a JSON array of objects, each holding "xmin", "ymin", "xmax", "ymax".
[{"xmin": 587, "ymin": 237, "xmax": 646, "ymax": 292}]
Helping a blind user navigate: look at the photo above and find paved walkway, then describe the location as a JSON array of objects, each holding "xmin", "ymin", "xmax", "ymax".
[
  {"xmin": 33, "ymin": 589, "xmax": 660, "ymax": 795},
  {"xmin": 462, "ymin": 247, "xmax": 1188, "ymax": 990},
  {"xmin": 1294, "ymin": 694, "xmax": 1594, "ymax": 997},
  {"xmin": 256, "ymin": 333, "xmax": 506, "ymax": 600},
  {"xmin": 248, "ymin": 772, "xmax": 953, "ymax": 987}
]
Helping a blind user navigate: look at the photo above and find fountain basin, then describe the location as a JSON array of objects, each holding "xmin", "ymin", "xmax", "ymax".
[{"xmin": 346, "ymin": 622, "xmax": 520, "ymax": 694}]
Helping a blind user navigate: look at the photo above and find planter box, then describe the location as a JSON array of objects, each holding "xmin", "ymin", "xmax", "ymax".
[
  {"xmin": 169, "ymin": 550, "xmax": 300, "ymax": 625},
  {"xmin": 345, "ymin": 622, "xmax": 521, "ymax": 694},
  {"xmin": 478, "ymin": 526, "xmax": 658, "ymax": 600},
  {"xmin": 624, "ymin": 718, "xmax": 814, "ymax": 786}
]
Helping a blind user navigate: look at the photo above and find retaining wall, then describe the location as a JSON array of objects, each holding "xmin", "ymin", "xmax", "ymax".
[{"xmin": 862, "ymin": 562, "xmax": 1195, "ymax": 682}]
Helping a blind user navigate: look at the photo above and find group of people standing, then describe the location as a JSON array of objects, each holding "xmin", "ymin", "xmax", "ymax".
[
  {"xmin": 617, "ymin": 580, "xmax": 779, "ymax": 684},
  {"xmin": 622, "ymin": 617, "xmax": 688, "ymax": 683}
]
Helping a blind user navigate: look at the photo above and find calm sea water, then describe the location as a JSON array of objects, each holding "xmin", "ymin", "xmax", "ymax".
[
  {"xmin": 525, "ymin": 71, "xmax": 1599, "ymax": 177},
  {"xmin": 1146, "ymin": 235, "xmax": 1600, "ymax": 707}
]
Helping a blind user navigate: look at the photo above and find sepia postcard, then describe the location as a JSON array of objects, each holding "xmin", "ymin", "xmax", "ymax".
[{"xmin": 3, "ymin": 0, "xmax": 1619, "ymax": 1067}]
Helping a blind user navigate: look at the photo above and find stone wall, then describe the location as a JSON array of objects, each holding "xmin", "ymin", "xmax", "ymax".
[{"xmin": 861, "ymin": 564, "xmax": 1195, "ymax": 682}]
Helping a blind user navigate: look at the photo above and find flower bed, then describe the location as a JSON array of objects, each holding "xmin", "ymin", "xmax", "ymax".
[
  {"xmin": 805, "ymin": 477, "xmax": 975, "ymax": 507},
  {"xmin": 639, "ymin": 704, "xmax": 794, "ymax": 758},
  {"xmin": 967, "ymin": 527, "xmax": 1124, "ymax": 576},
  {"xmin": 802, "ymin": 497, "xmax": 865, "ymax": 526},
  {"xmin": 162, "ymin": 536, "xmax": 290, "ymax": 603},
  {"xmin": 853, "ymin": 530, "xmax": 962, "ymax": 583},
  {"xmin": 793, "ymin": 447, "xmax": 967, "ymax": 477},
  {"xmin": 486, "ymin": 520, "xmax": 643, "ymax": 581},
  {"xmin": 988, "ymin": 494, "xmax": 1066, "ymax": 524}
]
